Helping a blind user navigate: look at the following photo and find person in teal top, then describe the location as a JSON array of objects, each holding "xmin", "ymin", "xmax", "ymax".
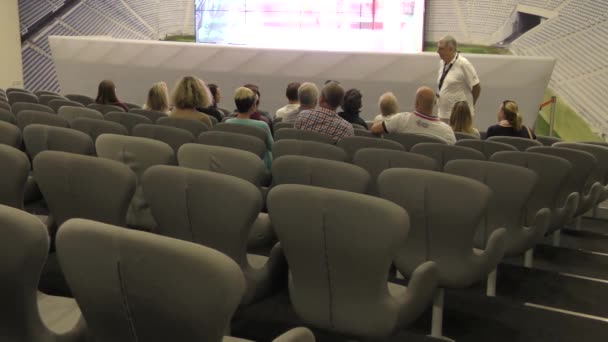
[{"xmin": 226, "ymin": 87, "xmax": 273, "ymax": 169}]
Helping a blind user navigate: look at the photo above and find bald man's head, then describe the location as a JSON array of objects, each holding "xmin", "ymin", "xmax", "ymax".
[{"xmin": 415, "ymin": 86, "xmax": 436, "ymax": 115}]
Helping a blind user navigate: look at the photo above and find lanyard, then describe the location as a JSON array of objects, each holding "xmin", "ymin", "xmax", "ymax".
[{"xmin": 438, "ymin": 53, "xmax": 459, "ymax": 92}]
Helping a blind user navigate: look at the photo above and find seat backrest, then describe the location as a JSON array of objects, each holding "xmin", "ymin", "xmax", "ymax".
[
  {"xmin": 23, "ymin": 124, "xmax": 94, "ymax": 160},
  {"xmin": 0, "ymin": 102, "xmax": 11, "ymax": 112},
  {"xmin": 33, "ymin": 151, "xmax": 136, "ymax": 228},
  {"xmin": 11, "ymin": 102, "xmax": 54, "ymax": 115},
  {"xmin": 38, "ymin": 94, "xmax": 66, "ymax": 106},
  {"xmin": 274, "ymin": 128, "xmax": 335, "ymax": 145},
  {"xmin": 384, "ymin": 132, "xmax": 447, "ymax": 151},
  {"xmin": 142, "ymin": 165, "xmax": 262, "ymax": 264},
  {"xmin": 410, "ymin": 143, "xmax": 485, "ymax": 171},
  {"xmin": 124, "ymin": 102, "xmax": 141, "ymax": 110},
  {"xmin": 65, "ymin": 94, "xmax": 95, "ymax": 106},
  {"xmin": 57, "ymin": 218, "xmax": 244, "ymax": 342},
  {"xmin": 35, "ymin": 90, "xmax": 62, "ymax": 97},
  {"xmin": 267, "ymin": 184, "xmax": 409, "ymax": 335},
  {"xmin": 16, "ymin": 110, "xmax": 70, "ymax": 131},
  {"xmin": 177, "ymin": 143, "xmax": 266, "ymax": 186},
  {"xmin": 0, "ymin": 108, "xmax": 15, "ymax": 124},
  {"xmin": 132, "ymin": 124, "xmax": 195, "ymax": 154},
  {"xmin": 272, "ymin": 155, "xmax": 370, "ymax": 193},
  {"xmin": 337, "ymin": 136, "xmax": 404, "ymax": 162},
  {"xmin": 273, "ymin": 139, "xmax": 347, "ymax": 162},
  {"xmin": 353, "ymin": 148, "xmax": 438, "ymax": 196},
  {"xmin": 0, "ymin": 145, "xmax": 30, "ymax": 208},
  {"xmin": 58, "ymin": 106, "xmax": 104, "ymax": 123},
  {"xmin": 105, "ymin": 112, "xmax": 152, "ymax": 134},
  {"xmin": 353, "ymin": 128, "xmax": 376, "ymax": 138},
  {"xmin": 213, "ymin": 122, "xmax": 268, "ymax": 145},
  {"xmin": 48, "ymin": 99, "xmax": 84, "ymax": 113},
  {"xmin": 8, "ymin": 92, "xmax": 38, "ymax": 105},
  {"xmin": 0, "ymin": 121, "xmax": 21, "ymax": 148},
  {"xmin": 198, "ymin": 130, "xmax": 266, "ymax": 159},
  {"xmin": 129, "ymin": 108, "xmax": 168, "ymax": 122},
  {"xmin": 88, "ymin": 103, "xmax": 125, "ymax": 114},
  {"xmin": 554, "ymin": 142, "xmax": 608, "ymax": 186},
  {"xmin": 6, "ymin": 88, "xmax": 34, "ymax": 95},
  {"xmin": 487, "ymin": 136, "xmax": 542, "ymax": 151},
  {"xmin": 71, "ymin": 117, "xmax": 129, "ymax": 143},
  {"xmin": 536, "ymin": 135, "xmax": 562, "ymax": 146},
  {"xmin": 455, "ymin": 132, "xmax": 479, "ymax": 141},
  {"xmin": 455, "ymin": 139, "xmax": 517, "ymax": 159},
  {"xmin": 157, "ymin": 117, "xmax": 209, "ymax": 137},
  {"xmin": 580, "ymin": 141, "xmax": 608, "ymax": 148},
  {"xmin": 97, "ymin": 134, "xmax": 175, "ymax": 230},
  {"xmin": 274, "ymin": 121, "xmax": 295, "ymax": 131}
]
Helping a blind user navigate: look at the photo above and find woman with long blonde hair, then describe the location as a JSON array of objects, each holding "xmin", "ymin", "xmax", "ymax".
[
  {"xmin": 486, "ymin": 100, "xmax": 536, "ymax": 139},
  {"xmin": 449, "ymin": 101, "xmax": 480, "ymax": 137},
  {"xmin": 144, "ymin": 82, "xmax": 170, "ymax": 114}
]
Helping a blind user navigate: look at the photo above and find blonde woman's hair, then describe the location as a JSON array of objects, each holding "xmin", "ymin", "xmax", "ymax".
[
  {"xmin": 502, "ymin": 100, "xmax": 523, "ymax": 131},
  {"xmin": 171, "ymin": 76, "xmax": 212, "ymax": 110},
  {"xmin": 379, "ymin": 92, "xmax": 399, "ymax": 116},
  {"xmin": 145, "ymin": 82, "xmax": 169, "ymax": 112},
  {"xmin": 449, "ymin": 101, "xmax": 475, "ymax": 134}
]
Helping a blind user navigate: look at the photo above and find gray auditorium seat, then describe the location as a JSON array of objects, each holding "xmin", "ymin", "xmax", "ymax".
[
  {"xmin": 536, "ymin": 135, "xmax": 562, "ymax": 146},
  {"xmin": 214, "ymin": 122, "xmax": 269, "ymax": 146},
  {"xmin": 142, "ymin": 166, "xmax": 286, "ymax": 305},
  {"xmin": 378, "ymin": 168, "xmax": 506, "ymax": 338},
  {"xmin": 487, "ymin": 136, "xmax": 542, "ymax": 151},
  {"xmin": 65, "ymin": 94, "xmax": 95, "ymax": 106},
  {"xmin": 274, "ymin": 128, "xmax": 335, "ymax": 145},
  {"xmin": 273, "ymin": 139, "xmax": 347, "ymax": 162},
  {"xmin": 88, "ymin": 103, "xmax": 125, "ymax": 114},
  {"xmin": 274, "ymin": 121, "xmax": 295, "ymax": 131},
  {"xmin": 455, "ymin": 132, "xmax": 480, "ymax": 140},
  {"xmin": 71, "ymin": 117, "xmax": 129, "ymax": 143},
  {"xmin": 48, "ymin": 99, "xmax": 84, "ymax": 113},
  {"xmin": 8, "ymin": 91, "xmax": 38, "ymax": 105},
  {"xmin": 0, "ymin": 108, "xmax": 15, "ymax": 124},
  {"xmin": 410, "ymin": 143, "xmax": 485, "ymax": 171},
  {"xmin": 157, "ymin": 116, "xmax": 210, "ymax": 137},
  {"xmin": 272, "ymin": 155, "xmax": 370, "ymax": 194},
  {"xmin": 0, "ymin": 121, "xmax": 21, "ymax": 148},
  {"xmin": 337, "ymin": 136, "xmax": 404, "ymax": 162},
  {"xmin": 23, "ymin": 124, "xmax": 94, "ymax": 160},
  {"xmin": 0, "ymin": 101, "xmax": 10, "ymax": 112},
  {"xmin": 124, "ymin": 102, "xmax": 141, "ymax": 110},
  {"xmin": 0, "ymin": 205, "xmax": 84, "ymax": 342},
  {"xmin": 354, "ymin": 128, "xmax": 376, "ymax": 138},
  {"xmin": 199, "ymin": 130, "xmax": 266, "ymax": 159},
  {"xmin": 16, "ymin": 110, "xmax": 70, "ymax": 131},
  {"xmin": 105, "ymin": 112, "xmax": 152, "ymax": 134},
  {"xmin": 96, "ymin": 134, "xmax": 175, "ymax": 231},
  {"xmin": 384, "ymin": 132, "xmax": 447, "ymax": 150},
  {"xmin": 35, "ymin": 90, "xmax": 62, "ymax": 97},
  {"xmin": 6, "ymin": 88, "xmax": 34, "ymax": 95},
  {"xmin": 132, "ymin": 124, "xmax": 195, "ymax": 154},
  {"xmin": 0, "ymin": 145, "xmax": 30, "ymax": 208},
  {"xmin": 11, "ymin": 102, "xmax": 54, "ymax": 115},
  {"xmin": 581, "ymin": 141, "xmax": 608, "ymax": 148},
  {"xmin": 38, "ymin": 94, "xmax": 67, "ymax": 106},
  {"xmin": 129, "ymin": 108, "xmax": 168, "ymax": 122},
  {"xmin": 455, "ymin": 139, "xmax": 517, "ymax": 159},
  {"xmin": 58, "ymin": 106, "xmax": 104, "ymax": 123},
  {"xmin": 268, "ymin": 184, "xmax": 438, "ymax": 339}
]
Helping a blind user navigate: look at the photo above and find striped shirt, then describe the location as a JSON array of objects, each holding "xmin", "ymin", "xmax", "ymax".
[{"xmin": 294, "ymin": 107, "xmax": 354, "ymax": 142}]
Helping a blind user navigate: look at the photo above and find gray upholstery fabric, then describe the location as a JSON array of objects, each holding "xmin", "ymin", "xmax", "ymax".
[
  {"xmin": 581, "ymin": 141, "xmax": 608, "ymax": 148},
  {"xmin": 455, "ymin": 132, "xmax": 479, "ymax": 140},
  {"xmin": 48, "ymin": 99, "xmax": 84, "ymax": 113},
  {"xmin": 267, "ymin": 184, "xmax": 438, "ymax": 338},
  {"xmin": 0, "ymin": 121, "xmax": 21, "ymax": 148},
  {"xmin": 487, "ymin": 136, "xmax": 543, "ymax": 151},
  {"xmin": 455, "ymin": 139, "xmax": 517, "ymax": 159},
  {"xmin": 35, "ymin": 90, "xmax": 61, "ymax": 97},
  {"xmin": 272, "ymin": 155, "xmax": 370, "ymax": 194},
  {"xmin": 88, "ymin": 103, "xmax": 125, "ymax": 114},
  {"xmin": 39, "ymin": 95, "xmax": 66, "ymax": 106},
  {"xmin": 0, "ymin": 102, "xmax": 10, "ymax": 112},
  {"xmin": 6, "ymin": 88, "xmax": 34, "ymax": 95},
  {"xmin": 105, "ymin": 112, "xmax": 152, "ymax": 134},
  {"xmin": 65, "ymin": 94, "xmax": 95, "ymax": 106},
  {"xmin": 445, "ymin": 160, "xmax": 550, "ymax": 256},
  {"xmin": 384, "ymin": 133, "xmax": 447, "ymax": 151},
  {"xmin": 129, "ymin": 108, "xmax": 168, "ymax": 122},
  {"xmin": 410, "ymin": 143, "xmax": 485, "ymax": 171},
  {"xmin": 71, "ymin": 117, "xmax": 129, "ymax": 143},
  {"xmin": 23, "ymin": 124, "xmax": 94, "ymax": 160},
  {"xmin": 157, "ymin": 116, "xmax": 209, "ymax": 137},
  {"xmin": 214, "ymin": 122, "xmax": 269, "ymax": 146},
  {"xmin": 33, "ymin": 151, "xmax": 136, "ymax": 228},
  {"xmin": 270, "ymin": 327, "xmax": 316, "ymax": 342},
  {"xmin": 58, "ymin": 106, "xmax": 104, "ymax": 123},
  {"xmin": 57, "ymin": 218, "xmax": 244, "ymax": 342},
  {"xmin": 12, "ymin": 102, "xmax": 54, "ymax": 115},
  {"xmin": 536, "ymin": 136, "xmax": 562, "ymax": 146},
  {"xmin": 274, "ymin": 128, "xmax": 335, "ymax": 145},
  {"xmin": 0, "ymin": 205, "xmax": 84, "ymax": 342},
  {"xmin": 8, "ymin": 92, "xmax": 38, "ymax": 105},
  {"xmin": 178, "ymin": 143, "xmax": 268, "ymax": 186},
  {"xmin": 554, "ymin": 142, "xmax": 608, "ymax": 202},
  {"xmin": 528, "ymin": 146, "xmax": 603, "ymax": 217},
  {"xmin": 491, "ymin": 151, "xmax": 578, "ymax": 235},
  {"xmin": 274, "ymin": 121, "xmax": 295, "ymax": 131},
  {"xmin": 273, "ymin": 139, "xmax": 347, "ymax": 162},
  {"xmin": 378, "ymin": 168, "xmax": 506, "ymax": 288},
  {"xmin": 96, "ymin": 134, "xmax": 175, "ymax": 230},
  {"xmin": 0, "ymin": 108, "xmax": 15, "ymax": 124},
  {"xmin": 353, "ymin": 148, "xmax": 438, "ymax": 196},
  {"xmin": 132, "ymin": 124, "xmax": 195, "ymax": 155},
  {"xmin": 124, "ymin": 102, "xmax": 141, "ymax": 110},
  {"xmin": 337, "ymin": 136, "xmax": 404, "ymax": 162},
  {"xmin": 354, "ymin": 129, "xmax": 376, "ymax": 138},
  {"xmin": 142, "ymin": 166, "xmax": 286, "ymax": 305},
  {"xmin": 0, "ymin": 145, "xmax": 30, "ymax": 208},
  {"xmin": 16, "ymin": 110, "xmax": 70, "ymax": 131},
  {"xmin": 199, "ymin": 131, "xmax": 266, "ymax": 159}
]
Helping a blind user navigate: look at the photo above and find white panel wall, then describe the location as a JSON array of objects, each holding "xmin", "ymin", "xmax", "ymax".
[
  {"xmin": 50, "ymin": 36, "xmax": 555, "ymax": 130},
  {"xmin": 0, "ymin": 0, "xmax": 24, "ymax": 89}
]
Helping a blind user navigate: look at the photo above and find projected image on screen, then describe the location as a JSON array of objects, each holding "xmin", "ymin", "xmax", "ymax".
[{"xmin": 195, "ymin": 0, "xmax": 425, "ymax": 53}]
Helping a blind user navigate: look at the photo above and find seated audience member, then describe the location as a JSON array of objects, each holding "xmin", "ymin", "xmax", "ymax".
[
  {"xmin": 294, "ymin": 81, "xmax": 354, "ymax": 142},
  {"xmin": 371, "ymin": 86, "xmax": 456, "ymax": 144},
  {"xmin": 96, "ymin": 80, "xmax": 129, "ymax": 112},
  {"xmin": 242, "ymin": 84, "xmax": 273, "ymax": 131},
  {"xmin": 275, "ymin": 82, "xmax": 301, "ymax": 120},
  {"xmin": 143, "ymin": 82, "xmax": 171, "ymax": 114},
  {"xmin": 373, "ymin": 92, "xmax": 399, "ymax": 122},
  {"xmin": 486, "ymin": 100, "xmax": 536, "ymax": 139},
  {"xmin": 449, "ymin": 101, "xmax": 480, "ymax": 138},
  {"xmin": 197, "ymin": 83, "xmax": 226, "ymax": 122},
  {"xmin": 338, "ymin": 88, "xmax": 368, "ymax": 129},
  {"xmin": 283, "ymin": 82, "xmax": 319, "ymax": 122},
  {"xmin": 226, "ymin": 87, "xmax": 274, "ymax": 169},
  {"xmin": 169, "ymin": 76, "xmax": 213, "ymax": 127}
]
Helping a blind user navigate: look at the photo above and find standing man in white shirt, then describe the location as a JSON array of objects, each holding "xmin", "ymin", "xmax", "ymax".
[{"xmin": 436, "ymin": 35, "xmax": 481, "ymax": 121}]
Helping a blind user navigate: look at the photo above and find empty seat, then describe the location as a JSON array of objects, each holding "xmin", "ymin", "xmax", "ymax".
[
  {"xmin": 23, "ymin": 124, "xmax": 94, "ymax": 160},
  {"xmin": 132, "ymin": 124, "xmax": 195, "ymax": 154},
  {"xmin": 8, "ymin": 92, "xmax": 38, "ymax": 105},
  {"xmin": 214, "ymin": 122, "xmax": 269, "ymax": 146},
  {"xmin": 0, "ymin": 121, "xmax": 21, "ymax": 148},
  {"xmin": 274, "ymin": 121, "xmax": 295, "ymax": 131},
  {"xmin": 273, "ymin": 139, "xmax": 347, "ymax": 162},
  {"xmin": 0, "ymin": 101, "xmax": 10, "ymax": 112},
  {"xmin": 58, "ymin": 106, "xmax": 104, "ymax": 123},
  {"xmin": 455, "ymin": 132, "xmax": 480, "ymax": 140},
  {"xmin": 6, "ymin": 88, "xmax": 34, "ymax": 95},
  {"xmin": 0, "ymin": 108, "xmax": 15, "ymax": 124},
  {"xmin": 274, "ymin": 128, "xmax": 335, "ymax": 145},
  {"xmin": 11, "ymin": 102, "xmax": 54, "ymax": 115},
  {"xmin": 88, "ymin": 103, "xmax": 125, "ymax": 114},
  {"xmin": 157, "ymin": 116, "xmax": 209, "ymax": 137},
  {"xmin": 487, "ymin": 136, "xmax": 543, "ymax": 151},
  {"xmin": 410, "ymin": 143, "xmax": 485, "ymax": 171},
  {"xmin": 35, "ymin": 90, "xmax": 62, "ymax": 97},
  {"xmin": 129, "ymin": 108, "xmax": 168, "ymax": 122},
  {"xmin": 0, "ymin": 145, "xmax": 30, "ymax": 208},
  {"xmin": 536, "ymin": 135, "xmax": 562, "ymax": 146},
  {"xmin": 384, "ymin": 132, "xmax": 447, "ymax": 151},
  {"xmin": 455, "ymin": 139, "xmax": 517, "ymax": 159},
  {"xmin": 199, "ymin": 130, "xmax": 266, "ymax": 159},
  {"xmin": 353, "ymin": 128, "xmax": 376, "ymax": 138},
  {"xmin": 71, "ymin": 117, "xmax": 128, "ymax": 143},
  {"xmin": 16, "ymin": 110, "xmax": 70, "ymax": 131},
  {"xmin": 337, "ymin": 136, "xmax": 404, "ymax": 162},
  {"xmin": 65, "ymin": 94, "xmax": 94, "ymax": 106},
  {"xmin": 48, "ymin": 99, "xmax": 84, "ymax": 113},
  {"xmin": 38, "ymin": 94, "xmax": 67, "ymax": 106},
  {"xmin": 124, "ymin": 102, "xmax": 141, "ymax": 110},
  {"xmin": 105, "ymin": 112, "xmax": 152, "ymax": 134}
]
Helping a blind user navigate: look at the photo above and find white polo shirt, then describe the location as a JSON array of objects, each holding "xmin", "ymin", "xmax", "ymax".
[
  {"xmin": 383, "ymin": 111, "xmax": 456, "ymax": 144},
  {"xmin": 436, "ymin": 53, "xmax": 480, "ymax": 119}
]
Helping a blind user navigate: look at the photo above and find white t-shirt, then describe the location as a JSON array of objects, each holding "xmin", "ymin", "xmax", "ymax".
[
  {"xmin": 383, "ymin": 111, "xmax": 456, "ymax": 144},
  {"xmin": 374, "ymin": 113, "xmax": 397, "ymax": 122},
  {"xmin": 275, "ymin": 104, "xmax": 300, "ymax": 120},
  {"xmin": 437, "ymin": 54, "xmax": 480, "ymax": 119}
]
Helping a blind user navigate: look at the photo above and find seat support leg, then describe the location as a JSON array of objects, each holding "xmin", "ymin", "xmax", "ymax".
[{"xmin": 486, "ymin": 268, "xmax": 497, "ymax": 297}]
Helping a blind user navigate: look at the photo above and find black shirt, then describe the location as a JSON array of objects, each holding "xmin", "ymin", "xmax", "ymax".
[{"xmin": 486, "ymin": 124, "xmax": 536, "ymax": 139}]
